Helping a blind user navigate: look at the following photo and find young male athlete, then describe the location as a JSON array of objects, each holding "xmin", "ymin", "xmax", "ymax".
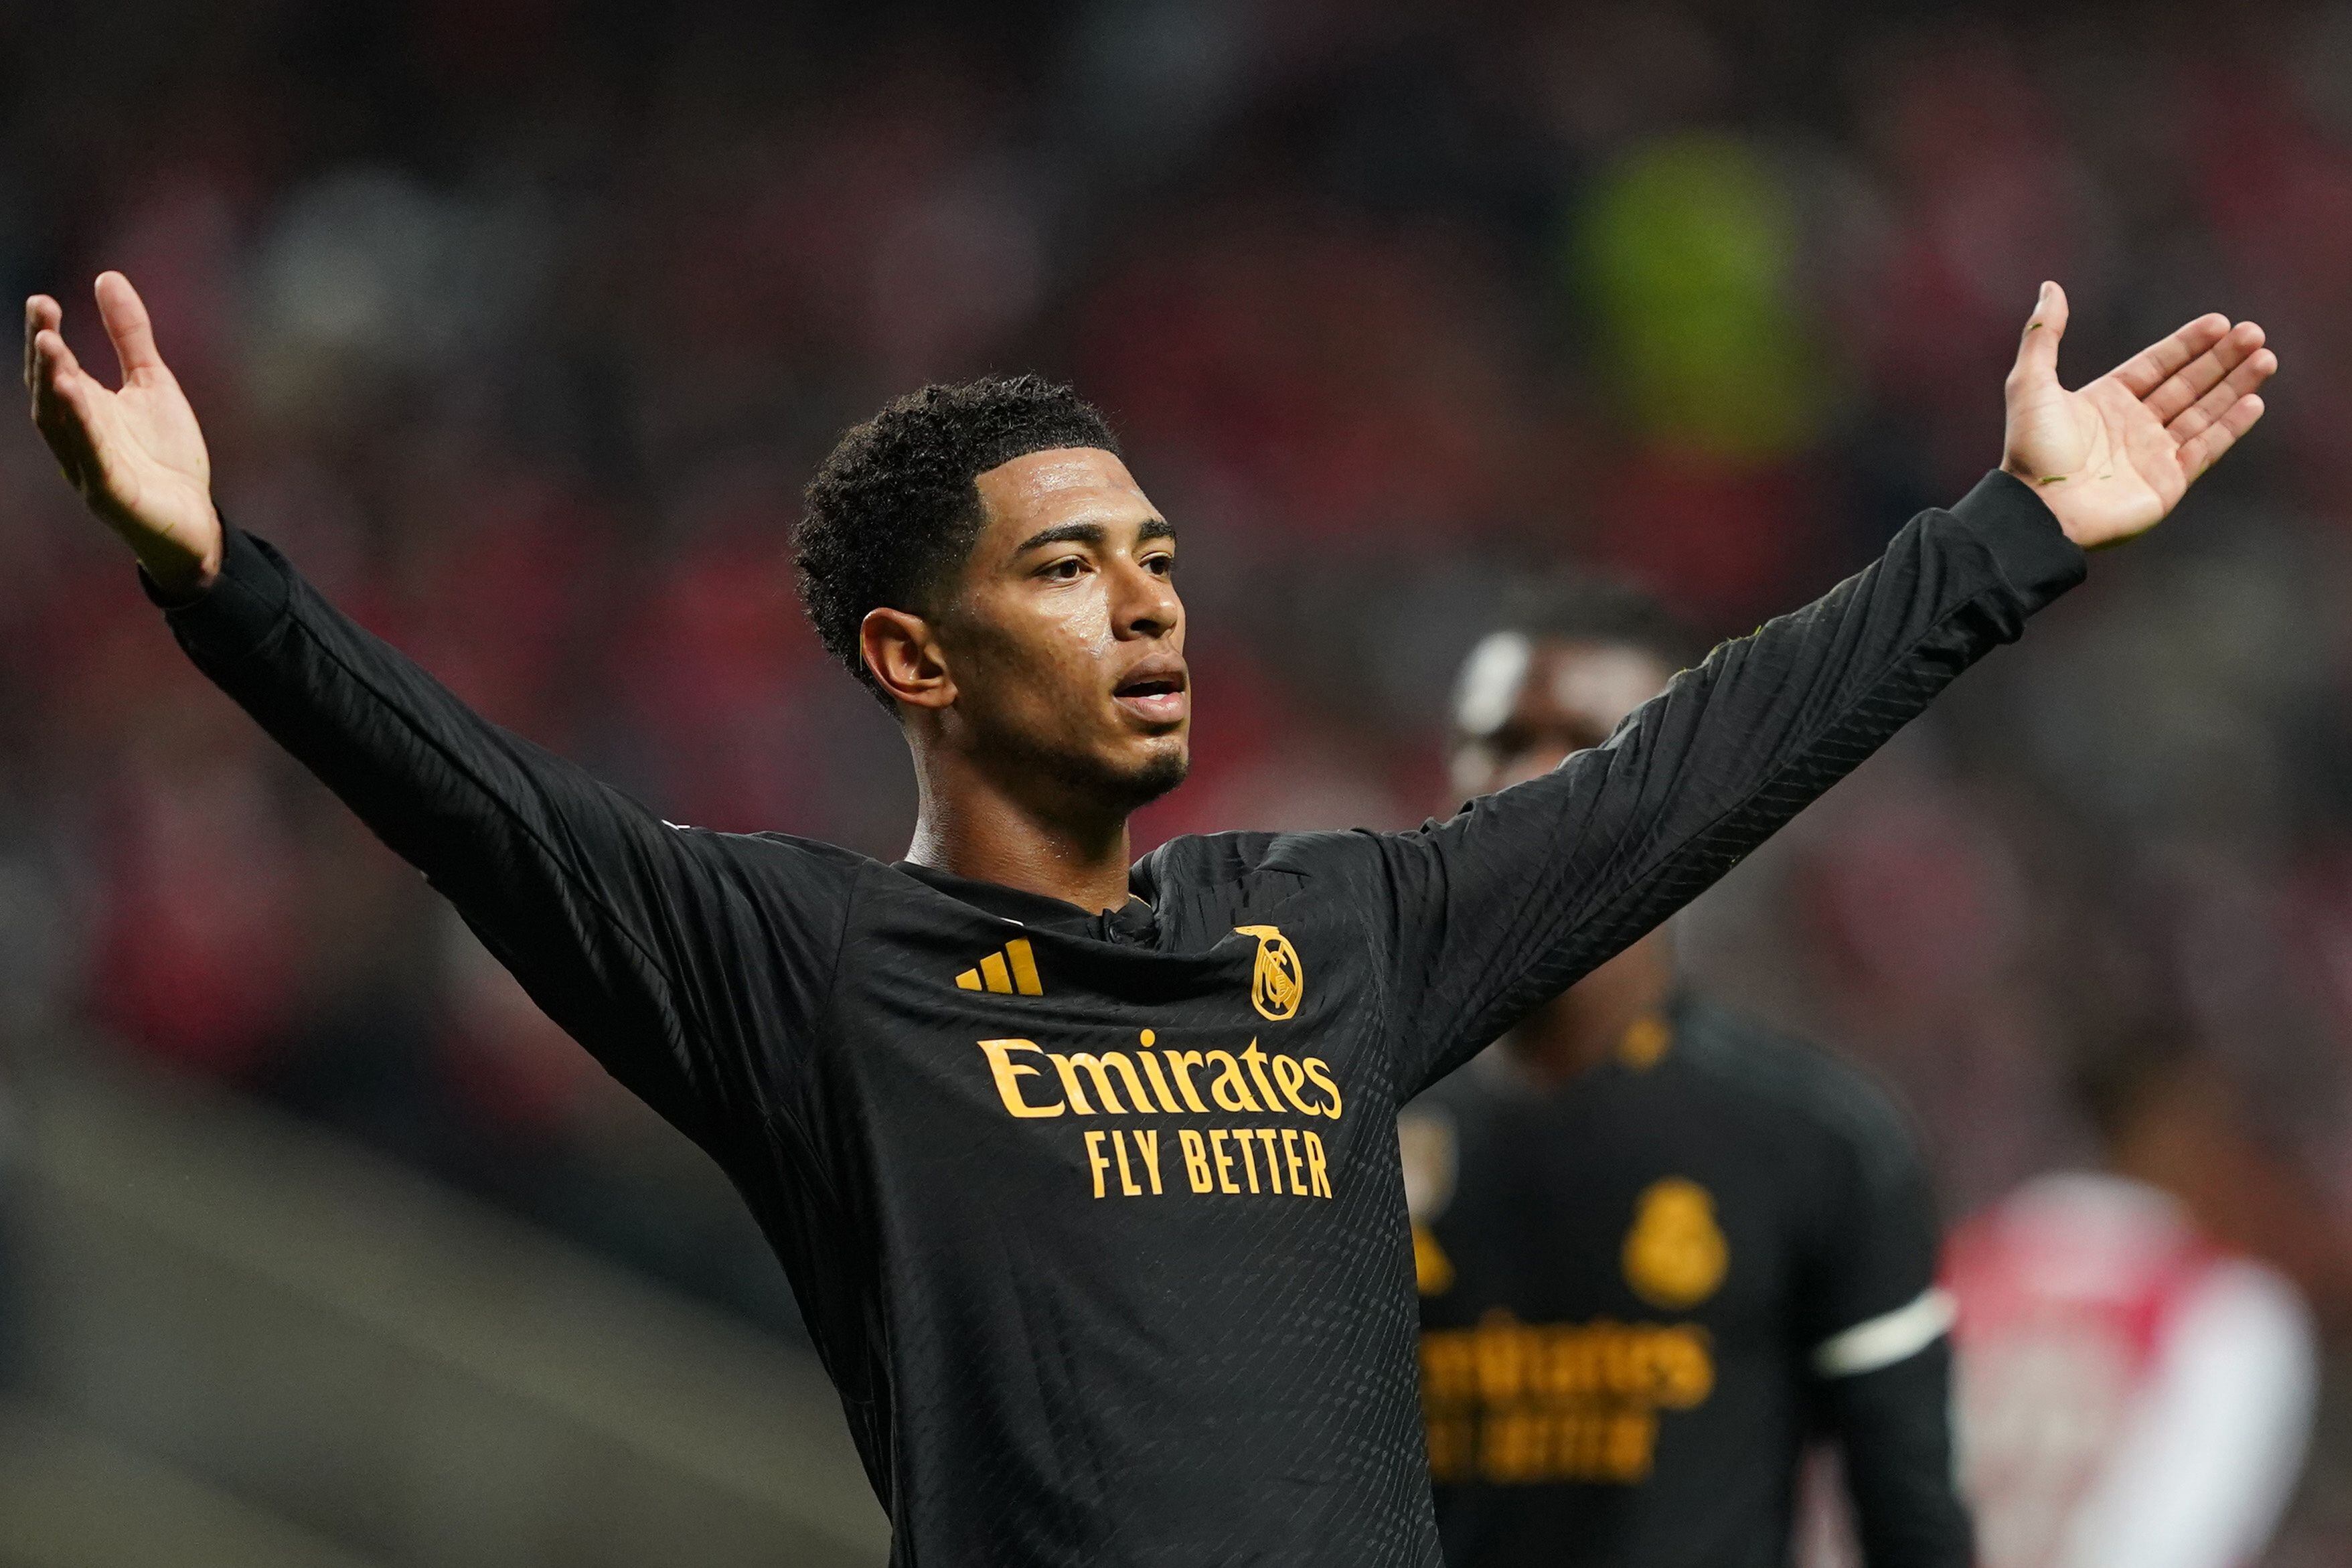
[
  {"xmin": 1947, "ymin": 1034, "xmax": 2317, "ymax": 1568},
  {"xmin": 1404, "ymin": 582, "xmax": 1968, "ymax": 1568},
  {"xmin": 25, "ymin": 272, "xmax": 2270, "ymax": 1566}
]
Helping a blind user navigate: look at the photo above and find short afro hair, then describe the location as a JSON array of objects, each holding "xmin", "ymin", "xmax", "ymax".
[
  {"xmin": 1494, "ymin": 575, "xmax": 1705, "ymax": 672},
  {"xmin": 795, "ymin": 376, "xmax": 1121, "ymax": 705}
]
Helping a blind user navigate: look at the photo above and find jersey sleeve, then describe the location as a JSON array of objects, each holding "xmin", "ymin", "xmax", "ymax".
[
  {"xmin": 1369, "ymin": 473, "xmax": 2082, "ymax": 1091},
  {"xmin": 1802, "ymin": 1101, "xmax": 1971, "ymax": 1568},
  {"xmin": 2053, "ymin": 1261, "xmax": 2317, "ymax": 1568},
  {"xmin": 153, "ymin": 523, "xmax": 853, "ymax": 1153}
]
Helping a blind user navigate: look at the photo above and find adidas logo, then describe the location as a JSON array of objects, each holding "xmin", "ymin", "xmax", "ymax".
[{"xmin": 956, "ymin": 938, "xmax": 1044, "ymax": 996}]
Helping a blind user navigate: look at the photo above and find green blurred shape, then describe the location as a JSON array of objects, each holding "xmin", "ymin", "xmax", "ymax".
[{"xmin": 1574, "ymin": 134, "xmax": 1829, "ymax": 457}]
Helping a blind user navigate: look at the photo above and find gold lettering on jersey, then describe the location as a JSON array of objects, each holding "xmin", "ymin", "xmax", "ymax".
[
  {"xmin": 973, "ymin": 1027, "xmax": 1346, "ymax": 1199},
  {"xmin": 1205, "ymin": 1050, "xmax": 1261, "ymax": 1112},
  {"xmin": 975, "ymin": 1034, "xmax": 1339, "ymax": 1119},
  {"xmin": 1235, "ymin": 925, "xmax": 1304, "ymax": 1020},
  {"xmin": 1269, "ymin": 1054, "xmax": 1314, "ymax": 1113},
  {"xmin": 1210, "ymin": 1129, "xmax": 1241, "ymax": 1192},
  {"xmin": 1162, "ymin": 1049, "xmax": 1212, "ymax": 1112},
  {"xmin": 1303, "ymin": 1058, "xmax": 1343, "ymax": 1117},
  {"xmin": 977, "ymin": 1039, "xmax": 1064, "ymax": 1117},
  {"xmin": 1180, "ymin": 1129, "xmax": 1211, "ymax": 1191},
  {"xmin": 1049, "ymin": 1051, "xmax": 1154, "ymax": 1116},
  {"xmin": 1134, "ymin": 1037, "xmax": 1184, "ymax": 1113},
  {"xmin": 1421, "ymin": 1313, "xmax": 1716, "ymax": 1484},
  {"xmin": 1107, "ymin": 1123, "xmax": 1334, "ymax": 1202},
  {"xmin": 1622, "ymin": 1178, "xmax": 1729, "ymax": 1310}
]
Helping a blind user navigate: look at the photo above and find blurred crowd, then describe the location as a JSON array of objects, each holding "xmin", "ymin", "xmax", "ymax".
[{"xmin": 3, "ymin": 0, "xmax": 2352, "ymax": 1556}]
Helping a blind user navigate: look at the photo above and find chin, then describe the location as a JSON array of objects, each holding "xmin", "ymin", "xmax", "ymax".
[
  {"xmin": 1002, "ymin": 723, "xmax": 1189, "ymax": 815},
  {"xmin": 1101, "ymin": 744, "xmax": 1189, "ymax": 811}
]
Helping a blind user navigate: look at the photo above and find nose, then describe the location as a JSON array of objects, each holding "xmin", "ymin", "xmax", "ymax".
[{"xmin": 1110, "ymin": 554, "xmax": 1181, "ymax": 641}]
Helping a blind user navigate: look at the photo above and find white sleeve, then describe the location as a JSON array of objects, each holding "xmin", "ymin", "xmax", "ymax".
[{"xmin": 2055, "ymin": 1261, "xmax": 2317, "ymax": 1568}]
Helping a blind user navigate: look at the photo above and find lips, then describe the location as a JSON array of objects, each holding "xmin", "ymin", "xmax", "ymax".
[{"xmin": 1113, "ymin": 659, "xmax": 1190, "ymax": 726}]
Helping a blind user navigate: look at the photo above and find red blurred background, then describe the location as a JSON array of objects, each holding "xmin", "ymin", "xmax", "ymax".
[{"xmin": 2, "ymin": 3, "xmax": 2350, "ymax": 1562}]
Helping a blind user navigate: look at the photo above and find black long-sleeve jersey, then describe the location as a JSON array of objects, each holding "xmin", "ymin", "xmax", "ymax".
[
  {"xmin": 149, "ymin": 471, "xmax": 2077, "ymax": 1567},
  {"xmin": 1404, "ymin": 998, "xmax": 1970, "ymax": 1568}
]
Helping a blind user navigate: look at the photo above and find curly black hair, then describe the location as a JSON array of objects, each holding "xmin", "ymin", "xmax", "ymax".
[{"xmin": 795, "ymin": 376, "xmax": 1120, "ymax": 706}]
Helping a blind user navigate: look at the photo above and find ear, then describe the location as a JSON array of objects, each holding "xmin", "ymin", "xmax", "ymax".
[{"xmin": 860, "ymin": 607, "xmax": 956, "ymax": 710}]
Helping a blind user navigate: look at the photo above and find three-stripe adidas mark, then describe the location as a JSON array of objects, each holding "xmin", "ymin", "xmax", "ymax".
[{"xmin": 957, "ymin": 938, "xmax": 1044, "ymax": 996}]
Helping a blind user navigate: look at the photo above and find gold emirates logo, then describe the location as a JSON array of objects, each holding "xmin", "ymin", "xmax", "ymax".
[
  {"xmin": 1235, "ymin": 925, "xmax": 1304, "ymax": 1021},
  {"xmin": 1622, "ymin": 1178, "xmax": 1729, "ymax": 1310}
]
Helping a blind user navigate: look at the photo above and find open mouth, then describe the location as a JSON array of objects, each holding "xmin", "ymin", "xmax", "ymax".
[{"xmin": 1113, "ymin": 667, "xmax": 1189, "ymax": 724}]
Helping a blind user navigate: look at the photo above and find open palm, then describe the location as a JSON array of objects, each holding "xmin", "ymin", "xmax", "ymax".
[
  {"xmin": 24, "ymin": 272, "xmax": 221, "ymax": 594},
  {"xmin": 2003, "ymin": 282, "xmax": 2274, "ymax": 549}
]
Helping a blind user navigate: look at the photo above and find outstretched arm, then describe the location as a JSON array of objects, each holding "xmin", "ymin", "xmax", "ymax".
[
  {"xmin": 25, "ymin": 275, "xmax": 845, "ymax": 1146},
  {"xmin": 1382, "ymin": 287, "xmax": 2274, "ymax": 1091}
]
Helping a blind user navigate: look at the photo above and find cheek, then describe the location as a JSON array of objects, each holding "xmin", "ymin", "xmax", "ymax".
[{"xmin": 957, "ymin": 597, "xmax": 1113, "ymax": 720}]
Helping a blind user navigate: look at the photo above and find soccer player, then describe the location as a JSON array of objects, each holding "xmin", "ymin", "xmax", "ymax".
[
  {"xmin": 25, "ymin": 272, "xmax": 2268, "ymax": 1566},
  {"xmin": 1946, "ymin": 1032, "xmax": 2317, "ymax": 1568},
  {"xmin": 1404, "ymin": 580, "xmax": 1969, "ymax": 1568}
]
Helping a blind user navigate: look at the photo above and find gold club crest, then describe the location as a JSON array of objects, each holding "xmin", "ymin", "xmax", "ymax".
[
  {"xmin": 1235, "ymin": 925, "xmax": 1304, "ymax": 1021},
  {"xmin": 1622, "ymin": 1178, "xmax": 1728, "ymax": 1310}
]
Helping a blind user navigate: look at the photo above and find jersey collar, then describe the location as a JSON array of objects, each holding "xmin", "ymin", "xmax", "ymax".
[{"xmin": 894, "ymin": 860, "xmax": 1158, "ymax": 943}]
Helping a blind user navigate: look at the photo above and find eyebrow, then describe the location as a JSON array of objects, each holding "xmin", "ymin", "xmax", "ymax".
[{"xmin": 1014, "ymin": 516, "xmax": 1176, "ymax": 552}]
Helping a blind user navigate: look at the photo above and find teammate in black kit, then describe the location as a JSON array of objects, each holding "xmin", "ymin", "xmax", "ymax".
[
  {"xmin": 25, "ymin": 270, "xmax": 2270, "ymax": 1567},
  {"xmin": 1404, "ymin": 581, "xmax": 1968, "ymax": 1568}
]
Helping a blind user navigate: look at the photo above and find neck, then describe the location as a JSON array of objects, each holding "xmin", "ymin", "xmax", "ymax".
[
  {"xmin": 904, "ymin": 736, "xmax": 1136, "ymax": 915},
  {"xmin": 1504, "ymin": 932, "xmax": 1675, "ymax": 1088}
]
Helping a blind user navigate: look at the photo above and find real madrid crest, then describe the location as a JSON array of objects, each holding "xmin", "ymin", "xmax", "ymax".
[
  {"xmin": 1622, "ymin": 1177, "xmax": 1728, "ymax": 1310},
  {"xmin": 1234, "ymin": 925, "xmax": 1304, "ymax": 1021}
]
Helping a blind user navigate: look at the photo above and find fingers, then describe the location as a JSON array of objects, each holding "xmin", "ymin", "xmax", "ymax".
[
  {"xmin": 26, "ymin": 325, "xmax": 100, "ymax": 487},
  {"xmin": 2179, "ymin": 394, "xmax": 2266, "ymax": 481},
  {"xmin": 2167, "ymin": 341, "xmax": 2277, "ymax": 445},
  {"xmin": 28, "ymin": 323, "xmax": 86, "ymax": 424},
  {"xmin": 2145, "ymin": 321, "xmax": 2266, "ymax": 423},
  {"xmin": 2009, "ymin": 281, "xmax": 2068, "ymax": 390},
  {"xmin": 30, "ymin": 326, "xmax": 98, "ymax": 443},
  {"xmin": 93, "ymin": 270, "xmax": 164, "ymax": 379},
  {"xmin": 2109, "ymin": 312, "xmax": 2231, "ymax": 398},
  {"xmin": 23, "ymin": 294, "xmax": 60, "ymax": 392}
]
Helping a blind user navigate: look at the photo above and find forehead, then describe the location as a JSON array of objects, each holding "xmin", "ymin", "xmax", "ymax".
[
  {"xmin": 973, "ymin": 447, "xmax": 1155, "ymax": 541},
  {"xmin": 1529, "ymin": 641, "xmax": 1672, "ymax": 723},
  {"xmin": 1456, "ymin": 635, "xmax": 1674, "ymax": 738}
]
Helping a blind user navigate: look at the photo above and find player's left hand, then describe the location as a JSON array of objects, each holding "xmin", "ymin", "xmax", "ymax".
[{"xmin": 2001, "ymin": 281, "xmax": 2275, "ymax": 549}]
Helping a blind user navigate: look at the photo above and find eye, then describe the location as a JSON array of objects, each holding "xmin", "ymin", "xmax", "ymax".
[
  {"xmin": 1039, "ymin": 556, "xmax": 1087, "ymax": 581},
  {"xmin": 1144, "ymin": 551, "xmax": 1176, "ymax": 576}
]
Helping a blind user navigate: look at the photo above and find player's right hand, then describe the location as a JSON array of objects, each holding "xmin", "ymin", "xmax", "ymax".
[{"xmin": 25, "ymin": 272, "xmax": 222, "ymax": 598}]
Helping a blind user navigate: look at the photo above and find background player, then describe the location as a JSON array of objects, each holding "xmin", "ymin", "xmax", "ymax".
[
  {"xmin": 1405, "ymin": 580, "xmax": 1969, "ymax": 1568},
  {"xmin": 1945, "ymin": 1018, "xmax": 2317, "ymax": 1568},
  {"xmin": 25, "ymin": 270, "xmax": 2267, "ymax": 1565}
]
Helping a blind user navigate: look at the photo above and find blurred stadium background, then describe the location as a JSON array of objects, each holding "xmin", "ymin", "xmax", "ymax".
[{"xmin": 1, "ymin": 1, "xmax": 2349, "ymax": 1563}]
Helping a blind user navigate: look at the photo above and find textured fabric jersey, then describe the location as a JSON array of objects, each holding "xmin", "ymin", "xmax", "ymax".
[
  {"xmin": 1404, "ymin": 998, "xmax": 1968, "ymax": 1568},
  {"xmin": 151, "ymin": 471, "xmax": 2078, "ymax": 1567}
]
